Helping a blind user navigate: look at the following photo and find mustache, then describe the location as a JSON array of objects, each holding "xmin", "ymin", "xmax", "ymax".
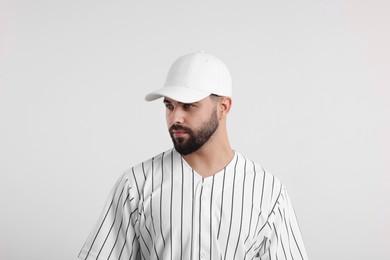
[{"xmin": 169, "ymin": 124, "xmax": 192, "ymax": 133}]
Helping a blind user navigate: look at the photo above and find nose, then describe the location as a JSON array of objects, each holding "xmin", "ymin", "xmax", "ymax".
[{"xmin": 168, "ymin": 107, "xmax": 185, "ymax": 125}]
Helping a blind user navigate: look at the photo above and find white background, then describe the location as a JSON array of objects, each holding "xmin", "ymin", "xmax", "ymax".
[{"xmin": 1, "ymin": 1, "xmax": 389, "ymax": 259}]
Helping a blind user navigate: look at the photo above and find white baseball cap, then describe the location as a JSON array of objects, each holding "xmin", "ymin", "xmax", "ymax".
[{"xmin": 145, "ymin": 51, "xmax": 232, "ymax": 103}]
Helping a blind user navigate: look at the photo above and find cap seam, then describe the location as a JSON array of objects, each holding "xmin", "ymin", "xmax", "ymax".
[
  {"xmin": 186, "ymin": 53, "xmax": 198, "ymax": 89},
  {"xmin": 210, "ymin": 55, "xmax": 220, "ymax": 95}
]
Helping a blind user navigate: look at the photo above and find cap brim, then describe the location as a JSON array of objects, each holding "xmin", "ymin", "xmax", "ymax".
[{"xmin": 145, "ymin": 86, "xmax": 211, "ymax": 103}]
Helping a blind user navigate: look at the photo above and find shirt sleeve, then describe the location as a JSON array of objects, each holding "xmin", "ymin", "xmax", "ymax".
[
  {"xmin": 78, "ymin": 174, "xmax": 141, "ymax": 260},
  {"xmin": 258, "ymin": 186, "xmax": 309, "ymax": 260}
]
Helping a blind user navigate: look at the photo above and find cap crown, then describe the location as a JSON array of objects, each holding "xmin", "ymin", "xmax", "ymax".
[
  {"xmin": 164, "ymin": 51, "xmax": 232, "ymax": 97},
  {"xmin": 145, "ymin": 51, "xmax": 232, "ymax": 103}
]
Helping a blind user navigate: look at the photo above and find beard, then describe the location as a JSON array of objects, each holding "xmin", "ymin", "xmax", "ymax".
[{"xmin": 169, "ymin": 108, "xmax": 219, "ymax": 156}]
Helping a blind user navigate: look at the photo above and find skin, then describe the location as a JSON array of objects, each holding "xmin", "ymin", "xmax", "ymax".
[{"xmin": 163, "ymin": 95, "xmax": 234, "ymax": 177}]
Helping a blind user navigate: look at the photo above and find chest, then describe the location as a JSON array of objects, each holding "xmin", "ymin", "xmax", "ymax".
[{"xmin": 134, "ymin": 164, "xmax": 272, "ymax": 259}]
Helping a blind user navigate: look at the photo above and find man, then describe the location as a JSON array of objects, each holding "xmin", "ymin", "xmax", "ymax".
[{"xmin": 78, "ymin": 51, "xmax": 308, "ymax": 260}]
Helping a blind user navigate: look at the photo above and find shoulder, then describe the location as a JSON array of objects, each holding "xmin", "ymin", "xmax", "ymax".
[
  {"xmin": 235, "ymin": 151, "xmax": 283, "ymax": 185},
  {"xmin": 235, "ymin": 151, "xmax": 285, "ymax": 207},
  {"xmin": 122, "ymin": 148, "xmax": 175, "ymax": 180}
]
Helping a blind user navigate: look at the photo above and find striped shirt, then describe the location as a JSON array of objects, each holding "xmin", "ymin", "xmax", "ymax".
[{"xmin": 78, "ymin": 149, "xmax": 308, "ymax": 260}]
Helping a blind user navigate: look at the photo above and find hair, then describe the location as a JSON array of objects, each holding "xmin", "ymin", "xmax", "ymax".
[{"xmin": 210, "ymin": 94, "xmax": 221, "ymax": 103}]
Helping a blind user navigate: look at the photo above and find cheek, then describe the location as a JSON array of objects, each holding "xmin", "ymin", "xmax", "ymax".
[
  {"xmin": 165, "ymin": 112, "xmax": 171, "ymax": 126},
  {"xmin": 189, "ymin": 115, "xmax": 206, "ymax": 128}
]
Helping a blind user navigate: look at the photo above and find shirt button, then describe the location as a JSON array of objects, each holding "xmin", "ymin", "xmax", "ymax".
[{"xmin": 200, "ymin": 251, "xmax": 206, "ymax": 258}]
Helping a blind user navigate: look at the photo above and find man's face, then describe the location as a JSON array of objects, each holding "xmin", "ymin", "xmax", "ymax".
[{"xmin": 164, "ymin": 96, "xmax": 219, "ymax": 156}]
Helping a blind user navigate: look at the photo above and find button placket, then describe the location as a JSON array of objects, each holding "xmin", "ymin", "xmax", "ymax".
[
  {"xmin": 202, "ymin": 184, "xmax": 208, "ymax": 200},
  {"xmin": 199, "ymin": 179, "xmax": 213, "ymax": 259},
  {"xmin": 193, "ymin": 180, "xmax": 202, "ymax": 259},
  {"xmin": 202, "ymin": 182, "xmax": 211, "ymax": 200}
]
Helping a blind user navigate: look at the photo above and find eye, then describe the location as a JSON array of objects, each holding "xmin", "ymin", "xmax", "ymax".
[
  {"xmin": 183, "ymin": 103, "xmax": 194, "ymax": 110},
  {"xmin": 165, "ymin": 103, "xmax": 174, "ymax": 110}
]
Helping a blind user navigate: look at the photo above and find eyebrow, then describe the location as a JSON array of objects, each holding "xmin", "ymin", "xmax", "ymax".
[{"xmin": 163, "ymin": 98, "xmax": 198, "ymax": 105}]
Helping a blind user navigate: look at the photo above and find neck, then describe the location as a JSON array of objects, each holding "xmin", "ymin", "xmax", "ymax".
[{"xmin": 182, "ymin": 126, "xmax": 234, "ymax": 177}]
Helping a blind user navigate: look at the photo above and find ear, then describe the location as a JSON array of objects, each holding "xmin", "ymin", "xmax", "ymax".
[{"xmin": 218, "ymin": 97, "xmax": 232, "ymax": 117}]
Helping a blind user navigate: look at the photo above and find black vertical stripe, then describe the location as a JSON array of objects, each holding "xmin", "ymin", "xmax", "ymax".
[
  {"xmin": 289, "ymin": 221, "xmax": 305, "ymax": 260},
  {"xmin": 217, "ymin": 168, "xmax": 227, "ymax": 239},
  {"xmin": 256, "ymin": 218, "xmax": 267, "ymax": 237},
  {"xmin": 141, "ymin": 212, "xmax": 154, "ymax": 248},
  {"xmin": 272, "ymin": 222, "xmax": 279, "ymax": 260},
  {"xmin": 282, "ymin": 207, "xmax": 295, "ymax": 260},
  {"xmin": 210, "ymin": 175, "xmax": 215, "ymax": 258},
  {"xmin": 139, "ymin": 227, "xmax": 151, "ymax": 256},
  {"xmin": 151, "ymin": 158, "xmax": 157, "ymax": 235},
  {"xmin": 277, "ymin": 222, "xmax": 288, "ymax": 260},
  {"xmin": 223, "ymin": 156, "xmax": 239, "ymax": 259},
  {"xmin": 199, "ymin": 177, "xmax": 204, "ymax": 260},
  {"xmin": 160, "ymin": 152, "xmax": 166, "ymax": 246},
  {"xmin": 180, "ymin": 158, "xmax": 184, "ymax": 260},
  {"xmin": 139, "ymin": 247, "xmax": 146, "ymax": 260},
  {"xmin": 267, "ymin": 185, "xmax": 283, "ymax": 219},
  {"xmin": 233, "ymin": 158, "xmax": 247, "ymax": 259},
  {"xmin": 244, "ymin": 161, "xmax": 257, "ymax": 243},
  {"xmin": 270, "ymin": 175, "xmax": 275, "ymax": 203},
  {"xmin": 128, "ymin": 234, "xmax": 137, "ymax": 260},
  {"xmin": 141, "ymin": 162, "xmax": 147, "ymax": 204},
  {"xmin": 190, "ymin": 169, "xmax": 194, "ymax": 259},
  {"xmin": 253, "ymin": 212, "xmax": 262, "ymax": 240},
  {"xmin": 260, "ymin": 168, "xmax": 266, "ymax": 210},
  {"xmin": 123, "ymin": 193, "xmax": 131, "ymax": 207},
  {"xmin": 141, "ymin": 162, "xmax": 146, "ymax": 180},
  {"xmin": 254, "ymin": 168, "xmax": 266, "ymax": 239},
  {"xmin": 170, "ymin": 150, "xmax": 174, "ymax": 260},
  {"xmin": 124, "ymin": 232, "xmax": 137, "ymax": 260},
  {"xmin": 132, "ymin": 168, "xmax": 141, "ymax": 201},
  {"xmin": 153, "ymin": 246, "xmax": 160, "ymax": 260},
  {"xmin": 267, "ymin": 244, "xmax": 271, "ymax": 260}
]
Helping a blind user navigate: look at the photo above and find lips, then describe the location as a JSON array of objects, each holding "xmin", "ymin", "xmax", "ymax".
[
  {"xmin": 172, "ymin": 130, "xmax": 188, "ymax": 137},
  {"xmin": 170, "ymin": 124, "xmax": 191, "ymax": 138}
]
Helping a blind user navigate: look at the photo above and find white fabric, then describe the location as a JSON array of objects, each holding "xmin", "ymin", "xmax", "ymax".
[
  {"xmin": 78, "ymin": 149, "xmax": 308, "ymax": 260},
  {"xmin": 145, "ymin": 51, "xmax": 232, "ymax": 103}
]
